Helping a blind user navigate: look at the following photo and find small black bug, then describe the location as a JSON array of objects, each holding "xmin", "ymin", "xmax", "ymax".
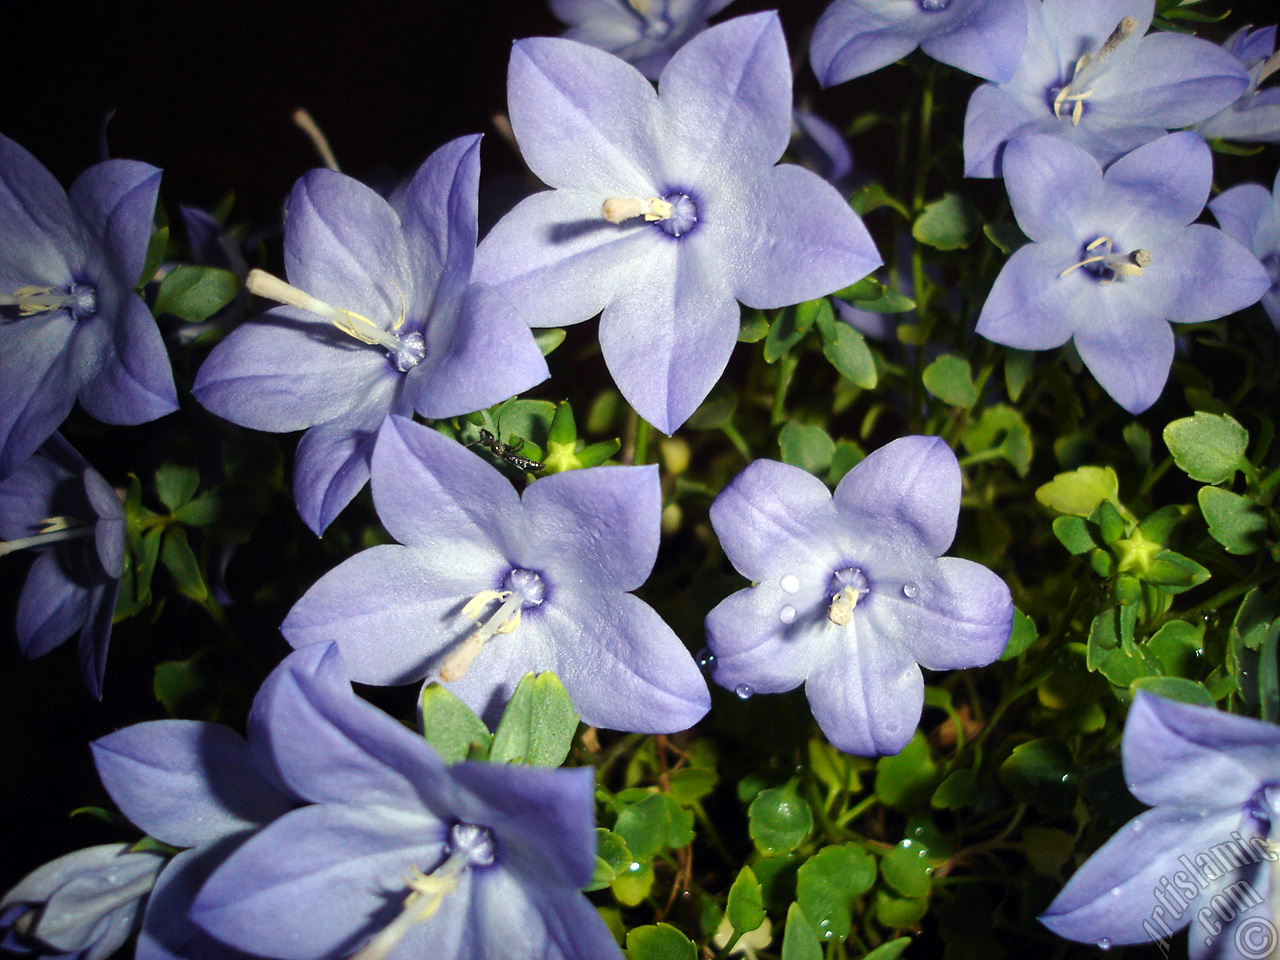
[{"xmin": 468, "ymin": 428, "xmax": 545, "ymax": 474}]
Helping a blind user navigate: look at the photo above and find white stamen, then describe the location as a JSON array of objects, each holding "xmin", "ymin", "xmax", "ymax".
[
  {"xmin": 292, "ymin": 108, "xmax": 341, "ymax": 172},
  {"xmin": 0, "ymin": 286, "xmax": 74, "ymax": 316},
  {"xmin": 245, "ymin": 269, "xmax": 403, "ymax": 351},
  {"xmin": 602, "ymin": 196, "xmax": 674, "ymax": 224},
  {"xmin": 440, "ymin": 590, "xmax": 524, "ymax": 681},
  {"xmin": 827, "ymin": 585, "xmax": 861, "ymax": 626},
  {"xmin": 349, "ymin": 863, "xmax": 462, "ymax": 960},
  {"xmin": 1053, "ymin": 17, "xmax": 1137, "ymax": 125},
  {"xmin": 1058, "ymin": 237, "xmax": 1152, "ymax": 282},
  {"xmin": 0, "ymin": 517, "xmax": 91, "ymax": 558}
]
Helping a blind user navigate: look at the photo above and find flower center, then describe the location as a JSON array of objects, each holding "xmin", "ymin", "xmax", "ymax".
[
  {"xmin": 628, "ymin": 0, "xmax": 673, "ymax": 37},
  {"xmin": 439, "ymin": 569, "xmax": 546, "ymax": 681},
  {"xmin": 600, "ymin": 191, "xmax": 699, "ymax": 238},
  {"xmin": 1050, "ymin": 16, "xmax": 1138, "ymax": 125},
  {"xmin": 351, "ymin": 823, "xmax": 495, "ymax": 960},
  {"xmin": 1059, "ymin": 236, "xmax": 1151, "ymax": 284},
  {"xmin": 244, "ymin": 268, "xmax": 424, "ymax": 372},
  {"xmin": 1246, "ymin": 783, "xmax": 1280, "ymax": 834},
  {"xmin": 918, "ymin": 0, "xmax": 951, "ymax": 10},
  {"xmin": 0, "ymin": 516, "xmax": 93, "ymax": 558},
  {"xmin": 0, "ymin": 283, "xmax": 98, "ymax": 321},
  {"xmin": 826, "ymin": 567, "xmax": 870, "ymax": 626}
]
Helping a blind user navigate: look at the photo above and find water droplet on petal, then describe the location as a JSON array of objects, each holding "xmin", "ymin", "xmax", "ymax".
[
  {"xmin": 1097, "ymin": 938, "xmax": 1112, "ymax": 951},
  {"xmin": 779, "ymin": 604, "xmax": 797, "ymax": 624},
  {"xmin": 780, "ymin": 574, "xmax": 800, "ymax": 593},
  {"xmin": 1130, "ymin": 820, "xmax": 1143, "ymax": 833},
  {"xmin": 902, "ymin": 581, "xmax": 919, "ymax": 599},
  {"xmin": 1110, "ymin": 886, "xmax": 1122, "ymax": 897},
  {"xmin": 735, "ymin": 683, "xmax": 753, "ymax": 700},
  {"xmin": 696, "ymin": 647, "xmax": 716, "ymax": 670}
]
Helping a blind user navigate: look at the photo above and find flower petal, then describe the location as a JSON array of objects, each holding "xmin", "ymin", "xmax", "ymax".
[
  {"xmin": 1103, "ymin": 132, "xmax": 1211, "ymax": 227},
  {"xmin": 1209, "ymin": 183, "xmax": 1272, "ymax": 247},
  {"xmin": 1002, "ymin": 135, "xmax": 1102, "ymax": 243},
  {"xmin": 975, "ymin": 241, "xmax": 1081, "ymax": 350},
  {"xmin": 0, "ymin": 313, "xmax": 77, "ymax": 477},
  {"xmin": 16, "ymin": 549, "xmax": 88, "ymax": 659},
  {"xmin": 1145, "ymin": 224, "xmax": 1269, "ymax": 324},
  {"xmin": 467, "ymin": 868, "xmax": 624, "ymax": 960},
  {"xmin": 706, "ymin": 587, "xmax": 825, "ymax": 694},
  {"xmin": 75, "ymin": 294, "xmax": 178, "ymax": 426},
  {"xmin": 1073, "ymin": 307, "xmax": 1173, "ymax": 414},
  {"xmin": 1097, "ymin": 32, "xmax": 1248, "ymax": 130},
  {"xmin": 0, "ymin": 134, "xmax": 86, "ymax": 283},
  {"xmin": 68, "ymin": 160, "xmax": 162, "ymax": 288},
  {"xmin": 810, "ymin": 1, "xmax": 918, "ymax": 87},
  {"xmin": 920, "ymin": 0, "xmax": 1028, "ymax": 83},
  {"xmin": 292, "ymin": 404, "xmax": 390, "ymax": 536}
]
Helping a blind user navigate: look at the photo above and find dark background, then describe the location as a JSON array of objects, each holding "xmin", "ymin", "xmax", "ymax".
[{"xmin": 1, "ymin": 0, "xmax": 1276, "ymax": 906}]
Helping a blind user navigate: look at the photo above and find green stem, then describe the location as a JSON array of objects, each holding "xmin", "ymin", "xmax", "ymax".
[
  {"xmin": 632, "ymin": 415, "xmax": 651, "ymax": 466},
  {"xmin": 771, "ymin": 352, "xmax": 799, "ymax": 426}
]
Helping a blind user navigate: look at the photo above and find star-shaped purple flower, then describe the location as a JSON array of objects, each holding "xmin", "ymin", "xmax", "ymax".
[
  {"xmin": 963, "ymin": 0, "xmax": 1249, "ymax": 178},
  {"xmin": 282, "ymin": 415, "xmax": 709, "ymax": 733},
  {"xmin": 473, "ymin": 12, "xmax": 881, "ymax": 435},
  {"xmin": 1196, "ymin": 25, "xmax": 1280, "ymax": 144},
  {"xmin": 549, "ymin": 0, "xmax": 736, "ymax": 79},
  {"xmin": 0, "ymin": 134, "xmax": 177, "ymax": 479},
  {"xmin": 976, "ymin": 132, "xmax": 1270, "ymax": 414},
  {"xmin": 188, "ymin": 641, "xmax": 623, "ymax": 960},
  {"xmin": 1211, "ymin": 166, "xmax": 1280, "ymax": 332},
  {"xmin": 810, "ymin": 0, "xmax": 1028, "ymax": 86},
  {"xmin": 704, "ymin": 436, "xmax": 1013, "ymax": 756},
  {"xmin": 1041, "ymin": 692, "xmax": 1280, "ymax": 959},
  {"xmin": 0, "ymin": 434, "xmax": 124, "ymax": 697},
  {"xmin": 192, "ymin": 135, "xmax": 550, "ymax": 535}
]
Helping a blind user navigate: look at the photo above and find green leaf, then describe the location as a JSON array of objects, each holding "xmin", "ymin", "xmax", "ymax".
[
  {"xmin": 172, "ymin": 491, "xmax": 221, "ymax": 527},
  {"xmin": 862, "ymin": 937, "xmax": 912, "ymax": 960},
  {"xmin": 586, "ymin": 828, "xmax": 631, "ymax": 891},
  {"xmin": 155, "ymin": 463, "xmax": 199, "ymax": 512},
  {"xmin": 139, "ymin": 223, "xmax": 170, "ymax": 290},
  {"xmin": 154, "ymin": 265, "xmax": 240, "ymax": 322},
  {"xmin": 625, "ymin": 924, "xmax": 697, "ymax": 960},
  {"xmin": 488, "ymin": 672, "xmax": 579, "ymax": 766},
  {"xmin": 779, "ymin": 421, "xmax": 835, "ymax": 476},
  {"xmin": 781, "ymin": 903, "xmax": 823, "ymax": 960},
  {"xmin": 960, "ymin": 404, "xmax": 1033, "ymax": 475},
  {"xmin": 668, "ymin": 767, "xmax": 718, "ymax": 805},
  {"xmin": 160, "ymin": 527, "xmax": 207, "ymax": 601},
  {"xmin": 816, "ymin": 307, "xmax": 877, "ymax": 388},
  {"xmin": 922, "ymin": 354, "xmax": 979, "ymax": 408},
  {"xmin": 748, "ymin": 782, "xmax": 813, "ymax": 855},
  {"xmin": 765, "ymin": 302, "xmax": 818, "ymax": 362},
  {"xmin": 1001, "ymin": 609, "xmax": 1038, "ymax": 661},
  {"xmin": 727, "ymin": 866, "xmax": 767, "ymax": 935},
  {"xmin": 1087, "ymin": 604, "xmax": 1137, "ymax": 671},
  {"xmin": 880, "ymin": 841, "xmax": 933, "ymax": 899},
  {"xmin": 1198, "ymin": 486, "xmax": 1269, "ymax": 555},
  {"xmin": 1003, "ymin": 349, "xmax": 1034, "ymax": 401},
  {"xmin": 153, "ymin": 658, "xmax": 217, "ymax": 719},
  {"xmin": 1130, "ymin": 676, "xmax": 1216, "ymax": 707},
  {"xmin": 827, "ymin": 439, "xmax": 865, "ymax": 486},
  {"xmin": 614, "ymin": 793, "xmax": 692, "ymax": 859},
  {"xmin": 1035, "ymin": 466, "xmax": 1121, "ymax": 517},
  {"xmin": 1124, "ymin": 422, "xmax": 1152, "ymax": 465},
  {"xmin": 116, "ymin": 524, "xmax": 163, "ymax": 619},
  {"xmin": 611, "ymin": 859, "xmax": 654, "ymax": 906},
  {"xmin": 796, "ymin": 845, "xmax": 876, "ymax": 942},
  {"xmin": 874, "ymin": 734, "xmax": 939, "ymax": 811},
  {"xmin": 998, "ymin": 738, "xmax": 1076, "ymax": 814},
  {"xmin": 912, "ymin": 192, "xmax": 981, "ymax": 251},
  {"xmin": 1163, "ymin": 412, "xmax": 1249, "ymax": 484},
  {"xmin": 1145, "ymin": 620, "xmax": 1204, "ymax": 678},
  {"xmin": 1052, "ymin": 516, "xmax": 1100, "ymax": 556},
  {"xmin": 874, "ymin": 890, "xmax": 929, "ymax": 928},
  {"xmin": 534, "ymin": 328, "xmax": 566, "ymax": 356},
  {"xmin": 1145, "ymin": 550, "xmax": 1211, "ymax": 594},
  {"xmin": 1022, "ymin": 827, "xmax": 1075, "ymax": 876},
  {"xmin": 983, "ymin": 221, "xmax": 1026, "ymax": 255},
  {"xmin": 739, "ymin": 312, "xmax": 770, "ymax": 343},
  {"xmin": 932, "ymin": 769, "xmax": 977, "ymax": 808},
  {"xmin": 419, "ymin": 683, "xmax": 492, "ymax": 763}
]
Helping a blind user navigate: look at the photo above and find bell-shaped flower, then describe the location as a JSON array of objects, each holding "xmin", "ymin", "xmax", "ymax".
[
  {"xmin": 975, "ymin": 132, "xmax": 1270, "ymax": 414},
  {"xmin": 963, "ymin": 0, "xmax": 1248, "ymax": 178},
  {"xmin": 190, "ymin": 641, "xmax": 624, "ymax": 960},
  {"xmin": 0, "ymin": 434, "xmax": 125, "ymax": 697},
  {"xmin": 283, "ymin": 415, "xmax": 709, "ymax": 733},
  {"xmin": 1210, "ymin": 166, "xmax": 1280, "ymax": 331},
  {"xmin": 810, "ymin": 0, "xmax": 1028, "ymax": 87},
  {"xmin": 1, "ymin": 844, "xmax": 166, "ymax": 960},
  {"xmin": 192, "ymin": 136, "xmax": 550, "ymax": 535},
  {"xmin": 1196, "ymin": 25, "xmax": 1280, "ymax": 144},
  {"xmin": 0, "ymin": 134, "xmax": 176, "ymax": 479},
  {"xmin": 1041, "ymin": 692, "xmax": 1280, "ymax": 959},
  {"xmin": 549, "ymin": 0, "xmax": 736, "ymax": 79},
  {"xmin": 704, "ymin": 436, "xmax": 1013, "ymax": 756},
  {"xmin": 473, "ymin": 13, "xmax": 880, "ymax": 435}
]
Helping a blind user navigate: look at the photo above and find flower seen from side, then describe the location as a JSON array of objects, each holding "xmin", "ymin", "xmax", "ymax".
[
  {"xmin": 473, "ymin": 12, "xmax": 881, "ymax": 435},
  {"xmin": 704, "ymin": 436, "xmax": 1013, "ymax": 756},
  {"xmin": 283, "ymin": 415, "xmax": 710, "ymax": 733},
  {"xmin": 976, "ymin": 132, "xmax": 1270, "ymax": 414},
  {"xmin": 0, "ymin": 134, "xmax": 176, "ymax": 478},
  {"xmin": 1210, "ymin": 165, "xmax": 1280, "ymax": 332},
  {"xmin": 1196, "ymin": 25, "xmax": 1280, "ymax": 144},
  {"xmin": 192, "ymin": 135, "xmax": 549, "ymax": 535},
  {"xmin": 549, "ymin": 0, "xmax": 736, "ymax": 79}
]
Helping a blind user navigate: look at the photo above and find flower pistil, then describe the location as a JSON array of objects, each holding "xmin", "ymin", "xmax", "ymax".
[
  {"xmin": 440, "ymin": 569, "xmax": 547, "ymax": 681},
  {"xmin": 0, "ymin": 283, "xmax": 98, "ymax": 320},
  {"xmin": 1059, "ymin": 236, "xmax": 1152, "ymax": 283},
  {"xmin": 0, "ymin": 515, "xmax": 91, "ymax": 558},
  {"xmin": 1052, "ymin": 16, "xmax": 1139, "ymax": 125}
]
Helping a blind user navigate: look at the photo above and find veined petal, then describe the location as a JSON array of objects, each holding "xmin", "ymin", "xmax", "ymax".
[
  {"xmin": 371, "ymin": 415, "xmax": 521, "ymax": 551},
  {"xmin": 1003, "ymin": 135, "xmax": 1103, "ymax": 243},
  {"xmin": 0, "ymin": 437, "xmax": 65, "ymax": 537},
  {"xmin": 75, "ymin": 294, "xmax": 178, "ymax": 426},
  {"xmin": 1096, "ymin": 33, "xmax": 1248, "ymax": 130},
  {"xmin": 975, "ymin": 241, "xmax": 1081, "ymax": 350},
  {"xmin": 78, "ymin": 577, "xmax": 117, "ymax": 700},
  {"xmin": 282, "ymin": 544, "xmax": 501, "ymax": 686},
  {"xmin": 507, "ymin": 36, "xmax": 663, "ymax": 194},
  {"xmin": 293, "ymin": 404, "xmax": 391, "ymax": 536},
  {"xmin": 1144, "ymin": 224, "xmax": 1270, "ymax": 324},
  {"xmin": 522, "ymin": 465, "xmax": 659, "ymax": 592},
  {"xmin": 0, "ymin": 133, "xmax": 86, "ymax": 282},
  {"xmin": 0, "ymin": 313, "xmax": 77, "ymax": 478},
  {"xmin": 920, "ymin": 0, "xmax": 1028, "ymax": 83},
  {"xmin": 69, "ymin": 160, "xmax": 163, "ymax": 288},
  {"xmin": 1074, "ymin": 307, "xmax": 1174, "ymax": 414},
  {"xmin": 963, "ymin": 82, "xmax": 1055, "ymax": 178},
  {"xmin": 597, "ymin": 236, "xmax": 738, "ymax": 434},
  {"xmin": 833, "ymin": 436, "xmax": 961, "ymax": 557},
  {"xmin": 1103, "ymin": 132, "xmax": 1211, "ymax": 226},
  {"xmin": 91, "ymin": 721, "xmax": 294, "ymax": 848},
  {"xmin": 473, "ymin": 188, "xmax": 660, "ymax": 329},
  {"xmin": 468, "ymin": 869, "xmax": 624, "ymax": 960},
  {"xmin": 711, "ymin": 164, "xmax": 880, "ymax": 309},
  {"xmin": 706, "ymin": 587, "xmax": 825, "ymax": 694},
  {"xmin": 810, "ymin": 2, "xmax": 918, "ymax": 88},
  {"xmin": 136, "ymin": 843, "xmax": 262, "ymax": 960},
  {"xmin": 1210, "ymin": 184, "xmax": 1274, "ymax": 246},
  {"xmin": 658, "ymin": 12, "xmax": 791, "ymax": 178},
  {"xmin": 16, "ymin": 549, "xmax": 88, "ymax": 659}
]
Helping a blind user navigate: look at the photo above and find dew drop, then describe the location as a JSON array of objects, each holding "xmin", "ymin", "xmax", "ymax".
[
  {"xmin": 779, "ymin": 604, "xmax": 797, "ymax": 624},
  {"xmin": 1097, "ymin": 938, "xmax": 1112, "ymax": 951},
  {"xmin": 780, "ymin": 574, "xmax": 800, "ymax": 594},
  {"xmin": 735, "ymin": 683, "xmax": 754, "ymax": 700},
  {"xmin": 696, "ymin": 647, "xmax": 716, "ymax": 670},
  {"xmin": 1110, "ymin": 886, "xmax": 1122, "ymax": 897},
  {"xmin": 902, "ymin": 581, "xmax": 919, "ymax": 599},
  {"xmin": 1130, "ymin": 820, "xmax": 1143, "ymax": 833},
  {"xmin": 901, "ymin": 839, "xmax": 913, "ymax": 849}
]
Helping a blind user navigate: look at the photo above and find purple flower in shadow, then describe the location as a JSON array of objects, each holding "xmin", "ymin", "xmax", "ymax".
[
  {"xmin": 473, "ymin": 13, "xmax": 880, "ymax": 435},
  {"xmin": 704, "ymin": 436, "xmax": 1012, "ymax": 756},
  {"xmin": 0, "ymin": 135, "xmax": 176, "ymax": 478},
  {"xmin": 1210, "ymin": 165, "xmax": 1280, "ymax": 331},
  {"xmin": 550, "ymin": 0, "xmax": 736, "ymax": 79},
  {"xmin": 0, "ymin": 434, "xmax": 124, "ymax": 697},
  {"xmin": 976, "ymin": 132, "xmax": 1270, "ymax": 414},
  {"xmin": 1196, "ymin": 25, "xmax": 1280, "ymax": 144},
  {"xmin": 192, "ymin": 136, "xmax": 549, "ymax": 535}
]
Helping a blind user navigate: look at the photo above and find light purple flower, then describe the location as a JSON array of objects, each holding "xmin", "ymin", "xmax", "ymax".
[
  {"xmin": 704, "ymin": 436, "xmax": 1013, "ymax": 756},
  {"xmin": 1211, "ymin": 166, "xmax": 1280, "ymax": 331},
  {"xmin": 550, "ymin": 0, "xmax": 736, "ymax": 79},
  {"xmin": 473, "ymin": 13, "xmax": 880, "ymax": 435},
  {"xmin": 963, "ymin": 0, "xmax": 1248, "ymax": 178},
  {"xmin": 0, "ymin": 134, "xmax": 176, "ymax": 479},
  {"xmin": 1041, "ymin": 692, "xmax": 1280, "ymax": 959},
  {"xmin": 192, "ymin": 135, "xmax": 550, "ymax": 535},
  {"xmin": 976, "ymin": 132, "xmax": 1270, "ymax": 414},
  {"xmin": 1, "ymin": 844, "xmax": 166, "ymax": 960},
  {"xmin": 283, "ymin": 415, "xmax": 709, "ymax": 732},
  {"xmin": 810, "ymin": 0, "xmax": 1028, "ymax": 86},
  {"xmin": 1196, "ymin": 25, "xmax": 1280, "ymax": 143},
  {"xmin": 189, "ymin": 641, "xmax": 623, "ymax": 960},
  {"xmin": 0, "ymin": 434, "xmax": 124, "ymax": 697}
]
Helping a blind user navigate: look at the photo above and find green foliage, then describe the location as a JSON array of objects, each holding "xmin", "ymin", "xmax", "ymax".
[
  {"xmin": 154, "ymin": 265, "xmax": 240, "ymax": 321},
  {"xmin": 419, "ymin": 684, "xmax": 493, "ymax": 763},
  {"xmin": 488, "ymin": 672, "xmax": 579, "ymax": 766}
]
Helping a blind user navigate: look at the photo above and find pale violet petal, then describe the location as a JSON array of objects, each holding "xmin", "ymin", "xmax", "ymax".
[{"xmin": 68, "ymin": 160, "xmax": 162, "ymax": 288}]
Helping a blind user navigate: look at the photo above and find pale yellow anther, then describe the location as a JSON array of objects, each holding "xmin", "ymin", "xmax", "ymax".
[
  {"xmin": 1059, "ymin": 238, "xmax": 1152, "ymax": 282},
  {"xmin": 0, "ymin": 516, "xmax": 90, "ymax": 558},
  {"xmin": 440, "ymin": 590, "xmax": 523, "ymax": 682},
  {"xmin": 628, "ymin": 0, "xmax": 652, "ymax": 17},
  {"xmin": 602, "ymin": 196, "xmax": 674, "ymax": 224},
  {"xmin": 350, "ymin": 866, "xmax": 460, "ymax": 960},
  {"xmin": 1053, "ymin": 17, "xmax": 1136, "ymax": 124},
  {"xmin": 245, "ymin": 269, "xmax": 402, "ymax": 351},
  {"xmin": 827, "ymin": 586, "xmax": 861, "ymax": 627}
]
